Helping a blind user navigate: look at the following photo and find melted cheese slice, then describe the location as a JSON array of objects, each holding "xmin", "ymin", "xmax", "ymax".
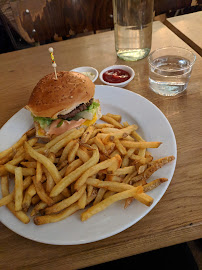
[{"xmin": 83, "ymin": 114, "xmax": 97, "ymax": 126}]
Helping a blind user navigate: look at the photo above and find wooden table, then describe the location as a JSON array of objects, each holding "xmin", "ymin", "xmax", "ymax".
[
  {"xmin": 0, "ymin": 19, "xmax": 202, "ymax": 269},
  {"xmin": 165, "ymin": 11, "xmax": 202, "ymax": 56}
]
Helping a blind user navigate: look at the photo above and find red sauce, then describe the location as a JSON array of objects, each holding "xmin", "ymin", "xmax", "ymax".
[{"xmin": 103, "ymin": 69, "xmax": 131, "ymax": 83}]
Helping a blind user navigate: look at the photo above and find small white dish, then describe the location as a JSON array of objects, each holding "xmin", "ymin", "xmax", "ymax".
[
  {"xmin": 71, "ymin": 66, "xmax": 98, "ymax": 83},
  {"xmin": 99, "ymin": 65, "xmax": 135, "ymax": 87}
]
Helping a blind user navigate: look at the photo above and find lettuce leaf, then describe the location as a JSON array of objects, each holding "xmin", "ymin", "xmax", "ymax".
[
  {"xmin": 72, "ymin": 101, "xmax": 100, "ymax": 121},
  {"xmin": 32, "ymin": 101, "xmax": 100, "ymax": 128},
  {"xmin": 33, "ymin": 116, "xmax": 54, "ymax": 129},
  {"xmin": 86, "ymin": 101, "xmax": 100, "ymax": 112}
]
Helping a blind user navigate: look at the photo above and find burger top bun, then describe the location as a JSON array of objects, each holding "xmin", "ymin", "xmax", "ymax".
[{"xmin": 25, "ymin": 71, "xmax": 95, "ymax": 119}]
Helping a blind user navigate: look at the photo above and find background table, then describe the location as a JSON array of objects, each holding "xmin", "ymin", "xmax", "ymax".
[
  {"xmin": 0, "ymin": 20, "xmax": 202, "ymax": 269},
  {"xmin": 165, "ymin": 11, "xmax": 202, "ymax": 56},
  {"xmin": 167, "ymin": 11, "xmax": 202, "ymax": 49}
]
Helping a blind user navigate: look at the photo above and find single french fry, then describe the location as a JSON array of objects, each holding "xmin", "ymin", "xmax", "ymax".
[
  {"xmin": 86, "ymin": 137, "xmax": 95, "ymax": 145},
  {"xmin": 57, "ymin": 160, "xmax": 68, "ymax": 171},
  {"xmin": 59, "ymin": 165, "xmax": 68, "ymax": 178},
  {"xmin": 0, "ymin": 152, "xmax": 13, "ymax": 165},
  {"xmin": 101, "ymin": 115, "xmax": 123, "ymax": 129},
  {"xmin": 110, "ymin": 149, "xmax": 121, "ymax": 158},
  {"xmin": 31, "ymin": 194, "xmax": 40, "ymax": 205},
  {"xmin": 4, "ymin": 163, "xmax": 35, "ymax": 176},
  {"xmin": 22, "ymin": 184, "xmax": 36, "ymax": 212},
  {"xmin": 142, "ymin": 156, "xmax": 175, "ymax": 181},
  {"xmin": 143, "ymin": 178, "xmax": 168, "ymax": 192},
  {"xmin": 21, "ymin": 161, "xmax": 37, "ymax": 168},
  {"xmin": 24, "ymin": 142, "xmax": 61, "ymax": 184},
  {"xmin": 14, "ymin": 167, "xmax": 23, "ymax": 211},
  {"xmin": 77, "ymin": 147, "xmax": 90, "ymax": 163},
  {"xmin": 114, "ymin": 138, "xmax": 127, "ymax": 155},
  {"xmin": 59, "ymin": 140, "xmax": 76, "ymax": 164},
  {"xmin": 133, "ymin": 179, "xmax": 147, "ymax": 187},
  {"xmin": 124, "ymin": 192, "xmax": 153, "ymax": 208},
  {"xmin": 45, "ymin": 185, "xmax": 86, "ymax": 214},
  {"xmin": 50, "ymin": 145, "xmax": 99, "ymax": 197},
  {"xmin": 81, "ymin": 186, "xmax": 143, "ymax": 221},
  {"xmin": 7, "ymin": 153, "xmax": 25, "ymax": 166},
  {"xmin": 55, "ymin": 149, "xmax": 64, "ymax": 158},
  {"xmin": 93, "ymin": 188, "xmax": 106, "ymax": 205},
  {"xmin": 90, "ymin": 128, "xmax": 102, "ymax": 139},
  {"xmin": 121, "ymin": 140, "xmax": 162, "ymax": 149},
  {"xmin": 121, "ymin": 155, "xmax": 129, "ymax": 168},
  {"xmin": 138, "ymin": 148, "xmax": 146, "ymax": 158},
  {"xmin": 86, "ymin": 178, "xmax": 142, "ymax": 193},
  {"xmin": 78, "ymin": 190, "xmax": 87, "ymax": 209},
  {"xmin": 106, "ymin": 175, "xmax": 123, "ymax": 182},
  {"xmin": 138, "ymin": 164, "xmax": 148, "ymax": 174},
  {"xmin": 94, "ymin": 136, "xmax": 108, "ymax": 155},
  {"xmin": 87, "ymin": 184, "xmax": 94, "ymax": 197},
  {"xmin": 68, "ymin": 142, "xmax": 79, "ymax": 163},
  {"xmin": 102, "ymin": 134, "xmax": 114, "ymax": 144},
  {"xmin": 122, "ymin": 121, "xmax": 129, "ymax": 127},
  {"xmin": 0, "ymin": 134, "xmax": 27, "ymax": 160},
  {"xmin": 131, "ymin": 131, "xmax": 145, "ymax": 142},
  {"xmin": 103, "ymin": 190, "xmax": 116, "ymax": 199},
  {"xmin": 101, "ymin": 125, "xmax": 137, "ymax": 135},
  {"xmin": 123, "ymin": 170, "xmax": 138, "ymax": 184},
  {"xmin": 105, "ymin": 142, "xmax": 115, "ymax": 153},
  {"xmin": 0, "ymin": 165, "xmax": 7, "ymax": 176},
  {"xmin": 107, "ymin": 154, "xmax": 122, "ymax": 174},
  {"xmin": 65, "ymin": 159, "xmax": 83, "ymax": 176},
  {"xmin": 42, "ymin": 166, "xmax": 54, "ymax": 194},
  {"xmin": 149, "ymin": 156, "xmax": 175, "ymax": 167},
  {"xmin": 106, "ymin": 113, "xmax": 122, "ymax": 122},
  {"xmin": 33, "ymin": 163, "xmax": 53, "ymax": 205},
  {"xmin": 112, "ymin": 166, "xmax": 136, "ymax": 176},
  {"xmin": 80, "ymin": 126, "xmax": 95, "ymax": 144},
  {"xmin": 95, "ymin": 123, "xmax": 114, "ymax": 129},
  {"xmin": 27, "ymin": 137, "xmax": 38, "ymax": 147}
]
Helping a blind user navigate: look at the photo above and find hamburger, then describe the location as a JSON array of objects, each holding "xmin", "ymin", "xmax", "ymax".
[{"xmin": 25, "ymin": 71, "xmax": 101, "ymax": 139}]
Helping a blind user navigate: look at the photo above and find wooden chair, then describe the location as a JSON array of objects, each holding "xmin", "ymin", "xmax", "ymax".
[
  {"xmin": 0, "ymin": 0, "xmax": 199, "ymax": 47},
  {"xmin": 0, "ymin": 0, "xmax": 113, "ymax": 45}
]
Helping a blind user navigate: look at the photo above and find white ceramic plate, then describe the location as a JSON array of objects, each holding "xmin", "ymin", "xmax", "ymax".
[{"xmin": 0, "ymin": 85, "xmax": 177, "ymax": 245}]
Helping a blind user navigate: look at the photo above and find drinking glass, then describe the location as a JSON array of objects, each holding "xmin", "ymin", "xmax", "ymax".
[{"xmin": 148, "ymin": 47, "xmax": 196, "ymax": 96}]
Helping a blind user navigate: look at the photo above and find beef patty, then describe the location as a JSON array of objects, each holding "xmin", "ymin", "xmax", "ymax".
[{"xmin": 58, "ymin": 98, "xmax": 93, "ymax": 120}]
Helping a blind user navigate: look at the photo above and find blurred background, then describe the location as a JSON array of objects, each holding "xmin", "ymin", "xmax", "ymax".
[{"xmin": 0, "ymin": 0, "xmax": 202, "ymax": 54}]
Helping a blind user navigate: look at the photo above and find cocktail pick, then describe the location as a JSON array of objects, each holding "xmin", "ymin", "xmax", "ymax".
[{"xmin": 48, "ymin": 47, "xmax": 58, "ymax": 80}]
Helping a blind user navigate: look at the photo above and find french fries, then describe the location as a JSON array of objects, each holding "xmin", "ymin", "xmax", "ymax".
[{"xmin": 0, "ymin": 112, "xmax": 175, "ymax": 225}]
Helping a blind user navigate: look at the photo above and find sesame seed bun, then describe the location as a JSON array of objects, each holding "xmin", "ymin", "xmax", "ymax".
[{"xmin": 25, "ymin": 71, "xmax": 95, "ymax": 118}]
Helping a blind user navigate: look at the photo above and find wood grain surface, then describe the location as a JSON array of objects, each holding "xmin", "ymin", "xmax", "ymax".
[
  {"xmin": 167, "ymin": 11, "xmax": 202, "ymax": 49},
  {"xmin": 0, "ymin": 20, "xmax": 202, "ymax": 269},
  {"xmin": 164, "ymin": 11, "xmax": 202, "ymax": 56},
  {"xmin": 9, "ymin": 0, "xmax": 114, "ymax": 44}
]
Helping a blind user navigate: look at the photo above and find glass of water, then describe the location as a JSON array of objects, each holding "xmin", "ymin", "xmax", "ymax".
[{"xmin": 148, "ymin": 47, "xmax": 196, "ymax": 96}]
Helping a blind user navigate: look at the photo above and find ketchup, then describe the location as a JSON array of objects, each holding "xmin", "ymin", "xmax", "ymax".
[{"xmin": 103, "ymin": 69, "xmax": 131, "ymax": 83}]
